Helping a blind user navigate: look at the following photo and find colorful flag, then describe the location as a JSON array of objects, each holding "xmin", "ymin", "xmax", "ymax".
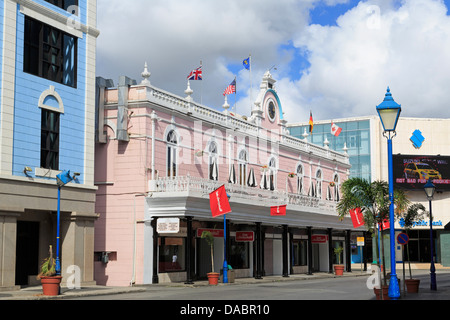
[
  {"xmin": 350, "ymin": 207, "xmax": 364, "ymax": 228},
  {"xmin": 187, "ymin": 66, "xmax": 202, "ymax": 80},
  {"xmin": 243, "ymin": 57, "xmax": 250, "ymax": 70},
  {"xmin": 331, "ymin": 122, "xmax": 342, "ymax": 137},
  {"xmin": 309, "ymin": 111, "xmax": 314, "ymax": 133},
  {"xmin": 270, "ymin": 204, "xmax": 287, "ymax": 216},
  {"xmin": 223, "ymin": 79, "xmax": 236, "ymax": 96},
  {"xmin": 209, "ymin": 185, "xmax": 232, "ymax": 218}
]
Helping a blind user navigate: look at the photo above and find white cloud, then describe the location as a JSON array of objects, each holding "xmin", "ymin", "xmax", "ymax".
[
  {"xmin": 286, "ymin": 0, "xmax": 450, "ymax": 122},
  {"xmin": 96, "ymin": 0, "xmax": 450, "ymax": 126},
  {"xmin": 96, "ymin": 0, "xmax": 313, "ymax": 110}
]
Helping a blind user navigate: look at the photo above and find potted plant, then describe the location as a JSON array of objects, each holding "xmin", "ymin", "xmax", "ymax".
[
  {"xmin": 201, "ymin": 231, "xmax": 219, "ymax": 285},
  {"xmin": 333, "ymin": 246, "xmax": 344, "ymax": 276},
  {"xmin": 36, "ymin": 245, "xmax": 62, "ymax": 296},
  {"xmin": 398, "ymin": 202, "xmax": 428, "ymax": 293}
]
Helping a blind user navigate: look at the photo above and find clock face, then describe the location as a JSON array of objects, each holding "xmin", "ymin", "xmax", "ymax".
[{"xmin": 268, "ymin": 101, "xmax": 276, "ymax": 121}]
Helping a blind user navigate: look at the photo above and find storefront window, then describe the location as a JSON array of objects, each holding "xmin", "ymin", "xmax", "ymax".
[
  {"xmin": 229, "ymin": 239, "xmax": 249, "ymax": 269},
  {"xmin": 292, "ymin": 240, "xmax": 307, "ymax": 266},
  {"xmin": 159, "ymin": 237, "xmax": 185, "ymax": 272}
]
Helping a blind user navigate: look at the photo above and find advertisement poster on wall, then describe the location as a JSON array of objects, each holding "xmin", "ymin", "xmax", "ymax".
[{"xmin": 393, "ymin": 154, "xmax": 450, "ymax": 191}]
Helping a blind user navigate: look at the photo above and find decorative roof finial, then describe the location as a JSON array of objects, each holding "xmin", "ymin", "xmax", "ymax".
[
  {"xmin": 140, "ymin": 62, "xmax": 151, "ymax": 86},
  {"xmin": 185, "ymin": 80, "xmax": 194, "ymax": 102}
]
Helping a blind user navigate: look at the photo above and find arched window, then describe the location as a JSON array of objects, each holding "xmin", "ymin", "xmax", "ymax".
[
  {"xmin": 315, "ymin": 169, "xmax": 322, "ymax": 199},
  {"xmin": 209, "ymin": 141, "xmax": 218, "ymax": 180},
  {"xmin": 296, "ymin": 164, "xmax": 304, "ymax": 195},
  {"xmin": 268, "ymin": 157, "xmax": 277, "ymax": 191},
  {"xmin": 166, "ymin": 130, "xmax": 178, "ymax": 178},
  {"xmin": 333, "ymin": 174, "xmax": 340, "ymax": 202},
  {"xmin": 238, "ymin": 149, "xmax": 248, "ymax": 186}
]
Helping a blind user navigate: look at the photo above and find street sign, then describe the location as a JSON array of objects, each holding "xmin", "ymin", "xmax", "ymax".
[
  {"xmin": 357, "ymin": 237, "xmax": 365, "ymax": 246},
  {"xmin": 397, "ymin": 232, "xmax": 409, "ymax": 245}
]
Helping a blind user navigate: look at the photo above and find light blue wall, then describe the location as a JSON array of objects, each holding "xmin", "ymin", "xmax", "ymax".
[{"xmin": 12, "ymin": 1, "xmax": 88, "ymax": 183}]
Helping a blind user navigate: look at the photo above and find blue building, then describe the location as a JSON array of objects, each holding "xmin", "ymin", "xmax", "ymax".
[{"xmin": 0, "ymin": 0, "xmax": 99, "ymax": 290}]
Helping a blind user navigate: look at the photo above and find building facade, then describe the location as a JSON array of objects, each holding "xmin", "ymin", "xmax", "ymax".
[
  {"xmin": 288, "ymin": 106, "xmax": 450, "ymax": 267},
  {"xmin": 0, "ymin": 0, "xmax": 99, "ymax": 290},
  {"xmin": 93, "ymin": 66, "xmax": 365, "ymax": 287}
]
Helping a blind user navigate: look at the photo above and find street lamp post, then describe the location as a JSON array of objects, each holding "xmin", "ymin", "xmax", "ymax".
[
  {"xmin": 376, "ymin": 87, "xmax": 402, "ymax": 300},
  {"xmin": 424, "ymin": 179, "xmax": 437, "ymax": 290},
  {"xmin": 55, "ymin": 170, "xmax": 75, "ymax": 276}
]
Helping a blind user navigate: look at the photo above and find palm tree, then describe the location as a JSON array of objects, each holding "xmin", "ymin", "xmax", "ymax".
[{"xmin": 337, "ymin": 178, "xmax": 390, "ymax": 284}]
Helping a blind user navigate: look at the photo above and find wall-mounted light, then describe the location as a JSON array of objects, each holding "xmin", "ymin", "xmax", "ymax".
[{"xmin": 23, "ymin": 167, "xmax": 32, "ymax": 176}]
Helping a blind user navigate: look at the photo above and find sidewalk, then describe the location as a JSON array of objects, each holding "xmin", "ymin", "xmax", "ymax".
[{"xmin": 1, "ymin": 267, "xmax": 449, "ymax": 300}]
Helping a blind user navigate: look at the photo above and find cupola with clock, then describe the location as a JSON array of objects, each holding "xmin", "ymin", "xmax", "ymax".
[{"xmin": 251, "ymin": 70, "xmax": 285, "ymax": 133}]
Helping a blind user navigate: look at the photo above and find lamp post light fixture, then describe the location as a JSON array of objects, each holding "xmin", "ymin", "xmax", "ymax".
[
  {"xmin": 376, "ymin": 87, "xmax": 402, "ymax": 300},
  {"xmin": 424, "ymin": 179, "xmax": 437, "ymax": 290},
  {"xmin": 55, "ymin": 170, "xmax": 75, "ymax": 276}
]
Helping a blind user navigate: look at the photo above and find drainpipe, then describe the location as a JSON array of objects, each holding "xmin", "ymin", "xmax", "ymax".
[
  {"xmin": 149, "ymin": 111, "xmax": 158, "ymax": 191},
  {"xmin": 131, "ymin": 193, "xmax": 147, "ymax": 286}
]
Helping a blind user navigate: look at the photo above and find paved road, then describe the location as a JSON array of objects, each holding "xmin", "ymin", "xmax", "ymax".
[{"xmin": 69, "ymin": 270, "xmax": 450, "ymax": 301}]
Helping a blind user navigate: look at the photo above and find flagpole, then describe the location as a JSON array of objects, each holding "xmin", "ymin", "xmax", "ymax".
[
  {"xmin": 234, "ymin": 76, "xmax": 237, "ymax": 114},
  {"xmin": 200, "ymin": 60, "xmax": 203, "ymax": 106},
  {"xmin": 249, "ymin": 53, "xmax": 253, "ymax": 110}
]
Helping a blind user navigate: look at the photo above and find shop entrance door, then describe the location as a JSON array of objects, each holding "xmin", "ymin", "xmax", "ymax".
[
  {"xmin": 312, "ymin": 243, "xmax": 320, "ymax": 272},
  {"xmin": 197, "ymin": 238, "xmax": 211, "ymax": 279},
  {"xmin": 15, "ymin": 221, "xmax": 39, "ymax": 286}
]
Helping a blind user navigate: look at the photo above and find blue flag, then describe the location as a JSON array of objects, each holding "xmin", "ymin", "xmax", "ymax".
[{"xmin": 243, "ymin": 57, "xmax": 250, "ymax": 70}]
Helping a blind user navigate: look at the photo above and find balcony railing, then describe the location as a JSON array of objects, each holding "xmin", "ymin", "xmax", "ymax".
[{"xmin": 154, "ymin": 176, "xmax": 337, "ymax": 212}]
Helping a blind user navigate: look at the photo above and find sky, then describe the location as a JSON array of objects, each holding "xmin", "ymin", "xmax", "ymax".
[{"xmin": 96, "ymin": 0, "xmax": 450, "ymax": 124}]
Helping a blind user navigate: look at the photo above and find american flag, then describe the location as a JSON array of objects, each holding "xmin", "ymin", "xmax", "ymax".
[
  {"xmin": 223, "ymin": 79, "xmax": 236, "ymax": 96},
  {"xmin": 187, "ymin": 66, "xmax": 202, "ymax": 80}
]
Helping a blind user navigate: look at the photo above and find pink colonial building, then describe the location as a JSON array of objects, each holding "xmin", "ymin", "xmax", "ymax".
[{"xmin": 93, "ymin": 64, "xmax": 358, "ymax": 286}]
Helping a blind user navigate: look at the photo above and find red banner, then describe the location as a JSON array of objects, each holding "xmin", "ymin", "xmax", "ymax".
[
  {"xmin": 270, "ymin": 205, "xmax": 287, "ymax": 216},
  {"xmin": 209, "ymin": 185, "xmax": 231, "ymax": 217},
  {"xmin": 379, "ymin": 219, "xmax": 390, "ymax": 230},
  {"xmin": 350, "ymin": 207, "xmax": 365, "ymax": 228}
]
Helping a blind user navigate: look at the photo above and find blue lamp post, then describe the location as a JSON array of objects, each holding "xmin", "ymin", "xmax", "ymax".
[
  {"xmin": 424, "ymin": 179, "xmax": 437, "ymax": 290},
  {"xmin": 55, "ymin": 170, "xmax": 74, "ymax": 276},
  {"xmin": 376, "ymin": 87, "xmax": 401, "ymax": 300}
]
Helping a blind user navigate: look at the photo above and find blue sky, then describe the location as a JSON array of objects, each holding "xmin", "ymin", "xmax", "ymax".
[{"xmin": 97, "ymin": 0, "xmax": 450, "ymax": 123}]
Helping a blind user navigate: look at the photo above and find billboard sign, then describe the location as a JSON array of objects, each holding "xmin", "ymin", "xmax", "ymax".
[{"xmin": 393, "ymin": 154, "xmax": 450, "ymax": 191}]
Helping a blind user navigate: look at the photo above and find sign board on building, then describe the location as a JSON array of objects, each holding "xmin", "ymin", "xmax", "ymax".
[
  {"xmin": 311, "ymin": 235, "xmax": 328, "ymax": 243},
  {"xmin": 235, "ymin": 231, "xmax": 254, "ymax": 242},
  {"xmin": 157, "ymin": 218, "xmax": 180, "ymax": 234},
  {"xmin": 197, "ymin": 228, "xmax": 224, "ymax": 238},
  {"xmin": 393, "ymin": 154, "xmax": 450, "ymax": 191}
]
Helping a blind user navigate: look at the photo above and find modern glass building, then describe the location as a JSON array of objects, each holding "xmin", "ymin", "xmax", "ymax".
[
  {"xmin": 288, "ymin": 116, "xmax": 376, "ymax": 182},
  {"xmin": 288, "ymin": 116, "xmax": 378, "ymax": 265}
]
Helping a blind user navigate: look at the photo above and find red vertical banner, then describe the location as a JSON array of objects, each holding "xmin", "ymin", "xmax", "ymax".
[
  {"xmin": 209, "ymin": 185, "xmax": 232, "ymax": 218},
  {"xmin": 380, "ymin": 219, "xmax": 390, "ymax": 230},
  {"xmin": 270, "ymin": 205, "xmax": 287, "ymax": 216},
  {"xmin": 350, "ymin": 207, "xmax": 365, "ymax": 228}
]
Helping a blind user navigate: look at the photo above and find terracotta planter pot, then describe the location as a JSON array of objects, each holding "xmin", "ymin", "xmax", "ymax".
[
  {"xmin": 40, "ymin": 276, "xmax": 62, "ymax": 296},
  {"xmin": 374, "ymin": 285, "xmax": 390, "ymax": 300},
  {"xmin": 334, "ymin": 265, "xmax": 344, "ymax": 276},
  {"xmin": 405, "ymin": 279, "xmax": 420, "ymax": 293},
  {"xmin": 207, "ymin": 272, "xmax": 220, "ymax": 285}
]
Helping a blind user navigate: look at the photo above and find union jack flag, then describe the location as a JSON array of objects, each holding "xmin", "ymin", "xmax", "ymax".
[
  {"xmin": 223, "ymin": 79, "xmax": 236, "ymax": 96},
  {"xmin": 187, "ymin": 66, "xmax": 202, "ymax": 80}
]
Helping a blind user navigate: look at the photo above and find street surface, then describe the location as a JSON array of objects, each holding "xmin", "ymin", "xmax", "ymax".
[{"xmin": 69, "ymin": 270, "xmax": 450, "ymax": 301}]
